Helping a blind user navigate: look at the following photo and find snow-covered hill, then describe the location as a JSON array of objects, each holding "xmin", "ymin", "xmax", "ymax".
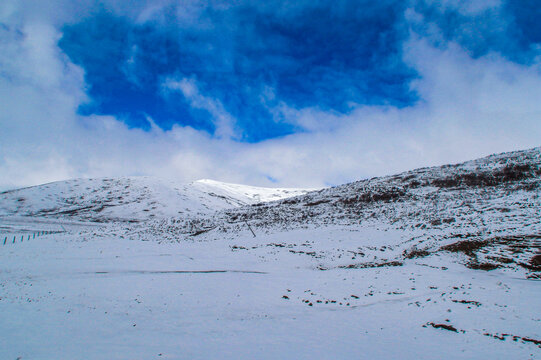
[
  {"xmin": 135, "ymin": 146, "xmax": 541, "ymax": 277},
  {"xmin": 1, "ymin": 147, "xmax": 540, "ymax": 359},
  {"xmin": 0, "ymin": 177, "xmax": 312, "ymax": 222}
]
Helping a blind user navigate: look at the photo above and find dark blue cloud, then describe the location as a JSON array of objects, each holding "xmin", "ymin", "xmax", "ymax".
[
  {"xmin": 505, "ymin": 0, "xmax": 541, "ymax": 46},
  {"xmin": 59, "ymin": 1, "xmax": 417, "ymax": 141},
  {"xmin": 242, "ymin": 2, "xmax": 415, "ymax": 109},
  {"xmin": 413, "ymin": 0, "xmax": 541, "ymax": 64}
]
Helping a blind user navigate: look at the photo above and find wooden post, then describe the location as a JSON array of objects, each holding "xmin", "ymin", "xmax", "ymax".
[
  {"xmin": 21, "ymin": 235, "xmax": 24, "ymax": 242},
  {"xmin": 3, "ymin": 237, "xmax": 6, "ymax": 245},
  {"xmin": 33, "ymin": 233, "xmax": 35, "ymax": 239},
  {"xmin": 28, "ymin": 235, "xmax": 30, "ymax": 241},
  {"xmin": 244, "ymin": 221, "xmax": 256, "ymax": 238},
  {"xmin": 13, "ymin": 236, "xmax": 16, "ymax": 243}
]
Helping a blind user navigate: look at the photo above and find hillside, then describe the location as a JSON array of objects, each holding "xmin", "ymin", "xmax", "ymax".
[
  {"xmin": 134, "ymin": 146, "xmax": 541, "ymax": 278},
  {"xmin": 0, "ymin": 177, "xmax": 311, "ymax": 222}
]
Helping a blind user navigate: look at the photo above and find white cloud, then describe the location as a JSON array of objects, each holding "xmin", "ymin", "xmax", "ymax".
[
  {"xmin": 0, "ymin": 1, "xmax": 540, "ymax": 191},
  {"xmin": 163, "ymin": 77, "xmax": 239, "ymax": 139}
]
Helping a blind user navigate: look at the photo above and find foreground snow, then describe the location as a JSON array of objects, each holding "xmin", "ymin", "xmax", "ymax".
[{"xmin": 0, "ymin": 218, "xmax": 539, "ymax": 359}]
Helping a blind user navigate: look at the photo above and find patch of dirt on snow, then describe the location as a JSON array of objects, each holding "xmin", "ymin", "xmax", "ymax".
[
  {"xmin": 483, "ymin": 332, "xmax": 541, "ymax": 348},
  {"xmin": 440, "ymin": 235, "xmax": 541, "ymax": 274},
  {"xmin": 338, "ymin": 261, "xmax": 403, "ymax": 269},
  {"xmin": 423, "ymin": 322, "xmax": 463, "ymax": 333}
]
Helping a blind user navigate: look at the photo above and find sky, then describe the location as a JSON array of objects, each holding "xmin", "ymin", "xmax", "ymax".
[{"xmin": 1, "ymin": 0, "xmax": 540, "ymax": 190}]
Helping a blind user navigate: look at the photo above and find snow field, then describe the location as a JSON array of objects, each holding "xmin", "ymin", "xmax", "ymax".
[{"xmin": 0, "ymin": 221, "xmax": 539, "ymax": 359}]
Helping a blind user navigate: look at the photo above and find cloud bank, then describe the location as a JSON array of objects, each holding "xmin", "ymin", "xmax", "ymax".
[{"xmin": 0, "ymin": 0, "xmax": 540, "ymax": 190}]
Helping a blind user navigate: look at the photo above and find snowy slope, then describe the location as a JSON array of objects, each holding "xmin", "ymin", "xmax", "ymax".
[
  {"xmin": 136, "ymin": 146, "xmax": 541, "ymax": 277},
  {"xmin": 0, "ymin": 177, "xmax": 312, "ymax": 222},
  {"xmin": 0, "ymin": 147, "xmax": 540, "ymax": 359}
]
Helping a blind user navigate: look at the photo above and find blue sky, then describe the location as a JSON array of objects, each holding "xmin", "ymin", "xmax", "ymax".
[
  {"xmin": 0, "ymin": 0, "xmax": 540, "ymax": 189},
  {"xmin": 54, "ymin": 1, "xmax": 539, "ymax": 142},
  {"xmin": 58, "ymin": 1, "xmax": 416, "ymax": 141}
]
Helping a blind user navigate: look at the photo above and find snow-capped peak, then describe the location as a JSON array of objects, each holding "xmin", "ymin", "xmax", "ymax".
[{"xmin": 192, "ymin": 178, "xmax": 315, "ymax": 203}]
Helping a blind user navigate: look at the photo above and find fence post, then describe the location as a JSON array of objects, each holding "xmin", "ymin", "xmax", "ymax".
[
  {"xmin": 13, "ymin": 236, "xmax": 16, "ymax": 243},
  {"xmin": 3, "ymin": 237, "xmax": 6, "ymax": 245},
  {"xmin": 21, "ymin": 235, "xmax": 24, "ymax": 242},
  {"xmin": 28, "ymin": 235, "xmax": 30, "ymax": 241},
  {"xmin": 244, "ymin": 221, "xmax": 256, "ymax": 238},
  {"xmin": 33, "ymin": 233, "xmax": 35, "ymax": 239}
]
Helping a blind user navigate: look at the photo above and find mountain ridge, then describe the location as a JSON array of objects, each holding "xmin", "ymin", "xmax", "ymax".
[{"xmin": 0, "ymin": 176, "xmax": 312, "ymax": 222}]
